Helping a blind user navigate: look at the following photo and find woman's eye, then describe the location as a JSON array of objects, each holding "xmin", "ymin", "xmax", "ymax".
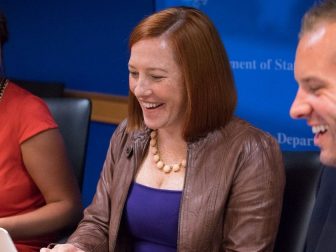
[{"xmin": 151, "ymin": 75, "xmax": 164, "ymax": 80}]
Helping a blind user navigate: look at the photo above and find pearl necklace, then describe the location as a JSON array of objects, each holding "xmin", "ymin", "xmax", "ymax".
[
  {"xmin": 150, "ymin": 130, "xmax": 187, "ymax": 173},
  {"xmin": 0, "ymin": 78, "xmax": 8, "ymax": 102}
]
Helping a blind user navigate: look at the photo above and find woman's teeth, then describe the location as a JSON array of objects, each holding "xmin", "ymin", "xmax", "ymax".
[{"xmin": 143, "ymin": 102, "xmax": 160, "ymax": 109}]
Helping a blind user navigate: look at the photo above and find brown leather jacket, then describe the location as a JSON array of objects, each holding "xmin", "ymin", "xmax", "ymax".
[{"xmin": 68, "ymin": 117, "xmax": 285, "ymax": 252}]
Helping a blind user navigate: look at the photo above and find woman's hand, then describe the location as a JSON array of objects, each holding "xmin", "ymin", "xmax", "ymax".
[{"xmin": 40, "ymin": 244, "xmax": 85, "ymax": 252}]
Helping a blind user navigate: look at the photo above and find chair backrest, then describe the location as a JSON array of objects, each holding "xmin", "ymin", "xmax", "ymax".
[
  {"xmin": 13, "ymin": 79, "xmax": 65, "ymax": 97},
  {"xmin": 44, "ymin": 98, "xmax": 91, "ymax": 190},
  {"xmin": 274, "ymin": 151, "xmax": 322, "ymax": 252}
]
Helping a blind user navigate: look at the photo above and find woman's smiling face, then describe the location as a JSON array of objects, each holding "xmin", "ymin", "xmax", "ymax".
[{"xmin": 128, "ymin": 37, "xmax": 186, "ymax": 133}]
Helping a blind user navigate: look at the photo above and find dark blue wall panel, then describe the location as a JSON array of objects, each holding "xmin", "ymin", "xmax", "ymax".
[
  {"xmin": 0, "ymin": 0, "xmax": 154, "ymax": 95},
  {"xmin": 83, "ymin": 122, "xmax": 117, "ymax": 207}
]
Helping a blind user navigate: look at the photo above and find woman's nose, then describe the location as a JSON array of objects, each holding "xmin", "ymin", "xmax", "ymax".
[
  {"xmin": 133, "ymin": 78, "xmax": 152, "ymax": 97},
  {"xmin": 290, "ymin": 88, "xmax": 311, "ymax": 119}
]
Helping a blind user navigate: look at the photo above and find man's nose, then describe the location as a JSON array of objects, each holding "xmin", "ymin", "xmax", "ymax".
[{"xmin": 289, "ymin": 88, "xmax": 311, "ymax": 119}]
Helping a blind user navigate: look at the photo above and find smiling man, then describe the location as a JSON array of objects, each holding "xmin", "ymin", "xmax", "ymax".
[
  {"xmin": 290, "ymin": 1, "xmax": 336, "ymax": 167},
  {"xmin": 290, "ymin": 0, "xmax": 336, "ymax": 251}
]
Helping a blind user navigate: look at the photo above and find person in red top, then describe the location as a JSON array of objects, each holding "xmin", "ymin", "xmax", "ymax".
[{"xmin": 0, "ymin": 13, "xmax": 82, "ymax": 252}]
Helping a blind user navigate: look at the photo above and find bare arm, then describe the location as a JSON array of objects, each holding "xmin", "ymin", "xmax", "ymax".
[{"xmin": 0, "ymin": 128, "xmax": 82, "ymax": 239}]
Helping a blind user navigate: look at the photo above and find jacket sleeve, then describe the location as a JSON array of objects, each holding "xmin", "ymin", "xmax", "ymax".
[
  {"xmin": 66, "ymin": 143, "xmax": 112, "ymax": 251},
  {"xmin": 222, "ymin": 133, "xmax": 285, "ymax": 252},
  {"xmin": 66, "ymin": 122, "xmax": 127, "ymax": 252}
]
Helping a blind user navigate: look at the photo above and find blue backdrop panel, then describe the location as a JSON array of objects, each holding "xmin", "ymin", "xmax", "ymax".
[
  {"xmin": 156, "ymin": 0, "xmax": 318, "ymax": 151},
  {"xmin": 82, "ymin": 122, "xmax": 117, "ymax": 206},
  {"xmin": 0, "ymin": 0, "xmax": 154, "ymax": 96}
]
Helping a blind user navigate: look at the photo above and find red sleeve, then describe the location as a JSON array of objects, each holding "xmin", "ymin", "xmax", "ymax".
[{"xmin": 16, "ymin": 95, "xmax": 58, "ymax": 144}]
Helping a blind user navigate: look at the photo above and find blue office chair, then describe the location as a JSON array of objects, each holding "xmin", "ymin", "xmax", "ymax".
[
  {"xmin": 44, "ymin": 97, "xmax": 91, "ymax": 190},
  {"xmin": 12, "ymin": 79, "xmax": 65, "ymax": 97}
]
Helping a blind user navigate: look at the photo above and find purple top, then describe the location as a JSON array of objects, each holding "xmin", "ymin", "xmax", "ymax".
[{"xmin": 122, "ymin": 182, "xmax": 182, "ymax": 252}]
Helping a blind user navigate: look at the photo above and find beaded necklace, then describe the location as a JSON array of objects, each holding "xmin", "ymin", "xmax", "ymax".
[
  {"xmin": 0, "ymin": 77, "xmax": 8, "ymax": 102},
  {"xmin": 150, "ymin": 130, "xmax": 187, "ymax": 173}
]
